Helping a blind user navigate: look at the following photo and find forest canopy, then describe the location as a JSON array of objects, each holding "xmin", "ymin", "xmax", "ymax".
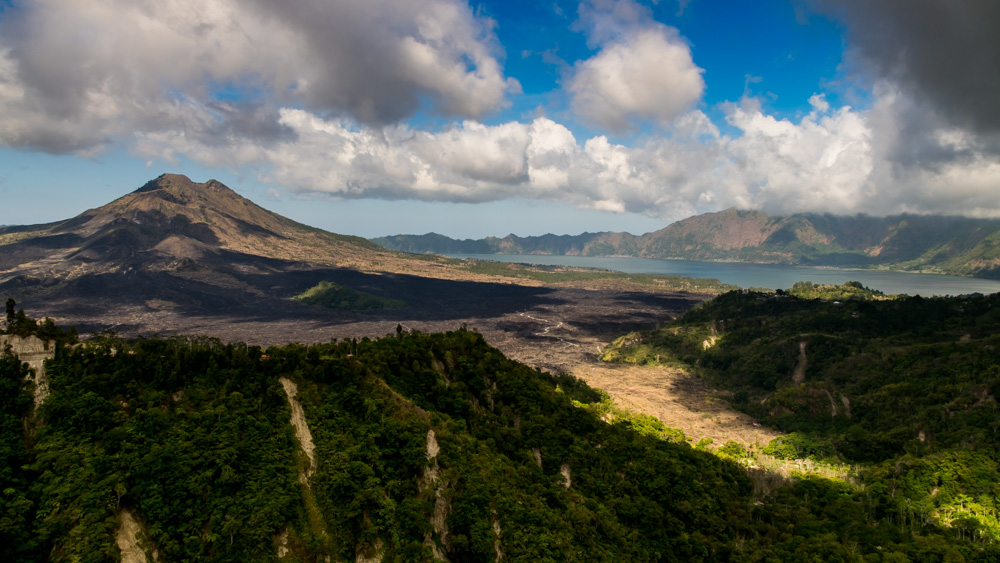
[
  {"xmin": 603, "ymin": 283, "xmax": 1000, "ymax": 551},
  {"xmin": 0, "ymin": 297, "xmax": 997, "ymax": 561}
]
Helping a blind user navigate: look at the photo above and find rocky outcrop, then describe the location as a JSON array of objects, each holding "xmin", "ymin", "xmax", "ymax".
[
  {"xmin": 841, "ymin": 395, "xmax": 852, "ymax": 419},
  {"xmin": 492, "ymin": 509, "xmax": 503, "ymax": 562},
  {"xmin": 1, "ymin": 334, "xmax": 53, "ymax": 409},
  {"xmin": 421, "ymin": 429, "xmax": 451, "ymax": 561},
  {"xmin": 356, "ymin": 539, "xmax": 384, "ymax": 563},
  {"xmin": 559, "ymin": 464, "xmax": 572, "ymax": 489},
  {"xmin": 279, "ymin": 377, "xmax": 317, "ymax": 483},
  {"xmin": 276, "ymin": 529, "xmax": 290, "ymax": 559},
  {"xmin": 116, "ymin": 509, "xmax": 158, "ymax": 563},
  {"xmin": 792, "ymin": 341, "xmax": 807, "ymax": 384}
]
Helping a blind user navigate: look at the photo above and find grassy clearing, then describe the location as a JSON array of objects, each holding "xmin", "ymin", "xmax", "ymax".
[{"xmin": 293, "ymin": 280, "xmax": 407, "ymax": 311}]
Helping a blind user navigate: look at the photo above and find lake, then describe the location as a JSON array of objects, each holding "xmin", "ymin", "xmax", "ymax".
[{"xmin": 447, "ymin": 254, "xmax": 1000, "ymax": 297}]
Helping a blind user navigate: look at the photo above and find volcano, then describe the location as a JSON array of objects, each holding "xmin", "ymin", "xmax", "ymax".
[
  {"xmin": 0, "ymin": 174, "xmax": 475, "ymax": 333},
  {"xmin": 0, "ymin": 173, "xmax": 391, "ymax": 280},
  {"xmin": 0, "ymin": 174, "xmax": 690, "ymax": 347}
]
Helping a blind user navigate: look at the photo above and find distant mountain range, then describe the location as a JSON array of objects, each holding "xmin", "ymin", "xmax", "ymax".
[{"xmin": 373, "ymin": 208, "xmax": 1000, "ymax": 279}]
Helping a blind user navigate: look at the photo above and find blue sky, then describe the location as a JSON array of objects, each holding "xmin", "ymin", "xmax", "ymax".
[{"xmin": 0, "ymin": 0, "xmax": 997, "ymax": 238}]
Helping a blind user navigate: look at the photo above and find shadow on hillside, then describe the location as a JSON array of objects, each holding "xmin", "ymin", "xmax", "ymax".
[
  {"xmin": 236, "ymin": 268, "xmax": 566, "ymax": 324},
  {"xmin": 1, "ymin": 248, "xmax": 713, "ymax": 347},
  {"xmin": 3, "ymin": 265, "xmax": 566, "ymax": 335}
]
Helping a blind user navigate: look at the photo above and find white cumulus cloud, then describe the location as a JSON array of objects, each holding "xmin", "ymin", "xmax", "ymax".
[
  {"xmin": 567, "ymin": 0, "xmax": 704, "ymax": 131},
  {"xmin": 0, "ymin": 0, "xmax": 516, "ymax": 153},
  {"xmin": 726, "ymin": 94, "xmax": 875, "ymax": 214},
  {"xmin": 132, "ymin": 86, "xmax": 1000, "ymax": 222},
  {"xmin": 4, "ymin": 0, "xmax": 1000, "ymax": 228},
  {"xmin": 569, "ymin": 28, "xmax": 704, "ymax": 131}
]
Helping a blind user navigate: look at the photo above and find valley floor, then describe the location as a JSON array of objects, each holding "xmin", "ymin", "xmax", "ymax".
[{"xmin": 570, "ymin": 363, "xmax": 780, "ymax": 447}]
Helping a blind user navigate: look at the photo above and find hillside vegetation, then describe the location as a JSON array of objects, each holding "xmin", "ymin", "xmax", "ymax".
[
  {"xmin": 602, "ymin": 283, "xmax": 1000, "ymax": 547},
  {"xmin": 293, "ymin": 280, "xmax": 407, "ymax": 311},
  {"xmin": 2, "ymin": 310, "xmax": 998, "ymax": 561}
]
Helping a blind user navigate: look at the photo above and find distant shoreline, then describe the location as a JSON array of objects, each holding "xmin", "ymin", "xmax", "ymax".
[{"xmin": 444, "ymin": 254, "xmax": 1000, "ymax": 297}]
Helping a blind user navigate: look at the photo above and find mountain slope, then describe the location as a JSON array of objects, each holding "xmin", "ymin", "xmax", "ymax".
[
  {"xmin": 639, "ymin": 209, "xmax": 1000, "ymax": 272},
  {"xmin": 637, "ymin": 208, "xmax": 790, "ymax": 261},
  {"xmin": 0, "ymin": 173, "xmax": 388, "ymax": 281},
  {"xmin": 601, "ymin": 286, "xmax": 1000, "ymax": 543},
  {"xmin": 0, "ymin": 173, "xmax": 492, "ymax": 320},
  {"xmin": 0, "ymin": 173, "xmax": 736, "ymax": 344},
  {"xmin": 4, "ymin": 322, "xmax": 994, "ymax": 561},
  {"xmin": 373, "ymin": 209, "xmax": 1000, "ymax": 278}
]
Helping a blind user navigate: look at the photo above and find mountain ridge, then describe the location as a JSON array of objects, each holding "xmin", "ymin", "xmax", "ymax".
[
  {"xmin": 0, "ymin": 173, "xmax": 400, "ymax": 284},
  {"xmin": 372, "ymin": 208, "xmax": 1000, "ymax": 278},
  {"xmin": 0, "ymin": 173, "xmax": 490, "ymax": 327}
]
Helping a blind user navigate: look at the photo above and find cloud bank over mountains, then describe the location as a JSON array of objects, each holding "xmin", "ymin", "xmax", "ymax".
[{"xmin": 0, "ymin": 0, "xmax": 997, "ymax": 221}]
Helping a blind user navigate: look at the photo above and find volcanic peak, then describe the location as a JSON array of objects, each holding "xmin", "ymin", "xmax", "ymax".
[
  {"xmin": 0, "ymin": 174, "xmax": 390, "ymax": 285},
  {"xmin": 133, "ymin": 173, "xmax": 244, "ymax": 205}
]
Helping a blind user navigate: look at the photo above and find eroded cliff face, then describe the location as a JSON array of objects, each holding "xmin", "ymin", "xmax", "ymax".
[
  {"xmin": 280, "ymin": 377, "xmax": 317, "ymax": 483},
  {"xmin": 643, "ymin": 209, "xmax": 781, "ymax": 253},
  {"xmin": 1, "ymin": 334, "xmax": 53, "ymax": 408},
  {"xmin": 116, "ymin": 509, "xmax": 159, "ymax": 563},
  {"xmin": 277, "ymin": 376, "xmax": 333, "ymax": 562},
  {"xmin": 421, "ymin": 429, "xmax": 451, "ymax": 562}
]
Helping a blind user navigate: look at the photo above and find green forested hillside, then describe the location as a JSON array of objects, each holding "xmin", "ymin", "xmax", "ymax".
[
  {"xmin": 293, "ymin": 280, "xmax": 408, "ymax": 311},
  {"xmin": 603, "ymin": 284, "xmax": 1000, "ymax": 551},
  {"xmin": 1, "ymin": 344, "xmax": 35, "ymax": 560},
  {"xmin": 3, "ymin": 311, "xmax": 999, "ymax": 560}
]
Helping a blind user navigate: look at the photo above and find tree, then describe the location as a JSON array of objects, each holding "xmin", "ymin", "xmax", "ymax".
[
  {"xmin": 3, "ymin": 298, "xmax": 14, "ymax": 333},
  {"xmin": 9, "ymin": 309, "xmax": 34, "ymax": 337}
]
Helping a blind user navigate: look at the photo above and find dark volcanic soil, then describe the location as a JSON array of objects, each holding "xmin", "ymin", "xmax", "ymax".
[{"xmin": 11, "ymin": 266, "xmax": 704, "ymax": 373}]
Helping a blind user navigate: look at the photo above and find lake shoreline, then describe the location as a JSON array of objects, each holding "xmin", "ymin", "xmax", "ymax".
[{"xmin": 446, "ymin": 254, "xmax": 1000, "ymax": 297}]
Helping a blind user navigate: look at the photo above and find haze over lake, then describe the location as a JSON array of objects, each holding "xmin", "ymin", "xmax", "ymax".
[{"xmin": 449, "ymin": 254, "xmax": 1000, "ymax": 297}]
